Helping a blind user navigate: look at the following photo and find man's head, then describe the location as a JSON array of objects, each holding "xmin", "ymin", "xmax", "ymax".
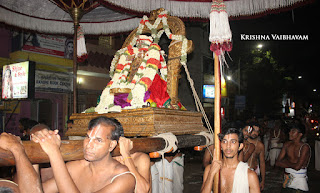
[
  {"xmin": 83, "ymin": 116, "xmax": 124, "ymax": 162},
  {"xmin": 242, "ymin": 126, "xmax": 252, "ymax": 140},
  {"xmin": 30, "ymin": 124, "xmax": 50, "ymax": 134},
  {"xmin": 67, "ymin": 120, "xmax": 73, "ymax": 131},
  {"xmin": 0, "ymin": 179, "xmax": 19, "ymax": 193},
  {"xmin": 288, "ymin": 122, "xmax": 305, "ymax": 141},
  {"xmin": 218, "ymin": 127, "xmax": 244, "ymax": 159},
  {"xmin": 248, "ymin": 122, "xmax": 261, "ymax": 139}
]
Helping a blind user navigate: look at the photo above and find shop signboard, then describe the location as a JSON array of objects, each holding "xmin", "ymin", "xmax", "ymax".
[
  {"xmin": 20, "ymin": 33, "xmax": 73, "ymax": 59},
  {"xmin": 35, "ymin": 70, "xmax": 72, "ymax": 93}
]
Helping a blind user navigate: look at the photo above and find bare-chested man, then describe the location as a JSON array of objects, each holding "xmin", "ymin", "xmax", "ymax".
[
  {"xmin": 201, "ymin": 127, "xmax": 260, "ymax": 193},
  {"xmin": 276, "ymin": 122, "xmax": 311, "ymax": 193},
  {"xmin": 32, "ymin": 116, "xmax": 135, "ymax": 193},
  {"xmin": 246, "ymin": 122, "xmax": 266, "ymax": 191},
  {"xmin": 239, "ymin": 126, "xmax": 255, "ymax": 162},
  {"xmin": 114, "ymin": 137, "xmax": 151, "ymax": 193}
]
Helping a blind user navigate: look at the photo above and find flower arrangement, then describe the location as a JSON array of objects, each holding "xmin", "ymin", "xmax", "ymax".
[{"xmin": 95, "ymin": 10, "xmax": 189, "ymax": 114}]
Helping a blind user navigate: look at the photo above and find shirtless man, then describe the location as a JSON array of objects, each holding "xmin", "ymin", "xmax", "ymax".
[
  {"xmin": 247, "ymin": 122, "xmax": 266, "ymax": 191},
  {"xmin": 114, "ymin": 137, "xmax": 151, "ymax": 193},
  {"xmin": 201, "ymin": 127, "xmax": 260, "ymax": 193},
  {"xmin": 0, "ymin": 132, "xmax": 42, "ymax": 193},
  {"xmin": 276, "ymin": 122, "xmax": 311, "ymax": 192},
  {"xmin": 32, "ymin": 116, "xmax": 135, "ymax": 193},
  {"xmin": 239, "ymin": 125, "xmax": 255, "ymax": 162}
]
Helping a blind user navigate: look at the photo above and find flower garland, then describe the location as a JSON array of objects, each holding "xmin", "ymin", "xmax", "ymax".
[{"xmin": 96, "ymin": 10, "xmax": 189, "ymax": 114}]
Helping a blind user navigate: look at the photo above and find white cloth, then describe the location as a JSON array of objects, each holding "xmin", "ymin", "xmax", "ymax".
[
  {"xmin": 269, "ymin": 137, "xmax": 283, "ymax": 166},
  {"xmin": 172, "ymin": 155, "xmax": 184, "ymax": 193},
  {"xmin": 151, "ymin": 164, "xmax": 160, "ymax": 193},
  {"xmin": 151, "ymin": 155, "xmax": 184, "ymax": 193},
  {"xmin": 269, "ymin": 148, "xmax": 281, "ymax": 166},
  {"xmin": 283, "ymin": 168, "xmax": 308, "ymax": 191},
  {"xmin": 232, "ymin": 161, "xmax": 250, "ymax": 193},
  {"xmin": 315, "ymin": 140, "xmax": 320, "ymax": 171},
  {"xmin": 270, "ymin": 138, "xmax": 283, "ymax": 149}
]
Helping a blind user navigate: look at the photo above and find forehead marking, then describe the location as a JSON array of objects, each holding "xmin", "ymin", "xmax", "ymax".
[{"xmin": 88, "ymin": 124, "xmax": 102, "ymax": 143}]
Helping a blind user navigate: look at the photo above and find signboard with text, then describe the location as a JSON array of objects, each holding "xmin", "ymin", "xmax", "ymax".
[
  {"xmin": 21, "ymin": 33, "xmax": 73, "ymax": 59},
  {"xmin": 35, "ymin": 71, "xmax": 72, "ymax": 93}
]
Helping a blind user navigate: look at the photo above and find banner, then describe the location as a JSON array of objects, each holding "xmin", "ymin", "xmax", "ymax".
[
  {"xmin": 35, "ymin": 71, "xmax": 72, "ymax": 93},
  {"xmin": 22, "ymin": 33, "xmax": 73, "ymax": 59},
  {"xmin": 2, "ymin": 61, "xmax": 29, "ymax": 99}
]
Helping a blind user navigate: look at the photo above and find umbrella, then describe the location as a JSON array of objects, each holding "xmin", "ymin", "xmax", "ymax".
[{"xmin": 0, "ymin": 0, "xmax": 312, "ymax": 113}]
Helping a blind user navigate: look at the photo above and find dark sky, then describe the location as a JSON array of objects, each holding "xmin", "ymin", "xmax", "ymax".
[{"xmin": 229, "ymin": 1, "xmax": 319, "ymax": 89}]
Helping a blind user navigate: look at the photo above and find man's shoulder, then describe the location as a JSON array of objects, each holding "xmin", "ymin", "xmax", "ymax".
[
  {"xmin": 300, "ymin": 142, "xmax": 311, "ymax": 151},
  {"xmin": 66, "ymin": 159, "xmax": 86, "ymax": 169},
  {"xmin": 247, "ymin": 168, "xmax": 258, "ymax": 181},
  {"xmin": 113, "ymin": 159, "xmax": 130, "ymax": 173},
  {"xmin": 132, "ymin": 152, "xmax": 149, "ymax": 161},
  {"xmin": 255, "ymin": 140, "xmax": 265, "ymax": 151},
  {"xmin": 283, "ymin": 141, "xmax": 293, "ymax": 147}
]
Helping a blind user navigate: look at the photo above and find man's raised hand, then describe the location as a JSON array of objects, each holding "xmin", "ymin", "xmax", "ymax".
[
  {"xmin": 0, "ymin": 132, "xmax": 24, "ymax": 153},
  {"xmin": 31, "ymin": 129, "xmax": 61, "ymax": 156}
]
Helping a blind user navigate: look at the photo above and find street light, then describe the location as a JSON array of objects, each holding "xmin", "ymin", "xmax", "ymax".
[
  {"xmin": 257, "ymin": 44, "xmax": 263, "ymax": 49},
  {"xmin": 298, "ymin": 76, "xmax": 302, "ymax": 79},
  {"xmin": 313, "ymin": 89, "xmax": 317, "ymax": 92},
  {"xmin": 227, "ymin": 75, "xmax": 232, "ymax": 81}
]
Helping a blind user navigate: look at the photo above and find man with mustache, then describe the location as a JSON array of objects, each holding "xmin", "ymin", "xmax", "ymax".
[
  {"xmin": 32, "ymin": 116, "xmax": 136, "ymax": 193},
  {"xmin": 239, "ymin": 125, "xmax": 256, "ymax": 162},
  {"xmin": 201, "ymin": 127, "xmax": 260, "ymax": 193}
]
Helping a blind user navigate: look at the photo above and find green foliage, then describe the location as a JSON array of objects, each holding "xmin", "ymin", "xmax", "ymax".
[{"xmin": 240, "ymin": 49, "xmax": 286, "ymax": 115}]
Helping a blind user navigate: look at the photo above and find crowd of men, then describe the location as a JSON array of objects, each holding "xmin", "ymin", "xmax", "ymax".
[{"xmin": 0, "ymin": 115, "xmax": 312, "ymax": 193}]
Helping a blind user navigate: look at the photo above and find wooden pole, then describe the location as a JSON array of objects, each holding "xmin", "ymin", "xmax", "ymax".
[
  {"xmin": 0, "ymin": 135, "xmax": 207, "ymax": 167},
  {"xmin": 213, "ymin": 53, "xmax": 221, "ymax": 193},
  {"xmin": 73, "ymin": 23, "xmax": 78, "ymax": 114}
]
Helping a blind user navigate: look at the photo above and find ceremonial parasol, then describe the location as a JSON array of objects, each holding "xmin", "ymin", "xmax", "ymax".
[{"xmin": 0, "ymin": 0, "xmax": 313, "ymax": 121}]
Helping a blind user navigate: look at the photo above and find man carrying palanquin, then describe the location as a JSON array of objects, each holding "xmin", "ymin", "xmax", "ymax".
[{"xmin": 31, "ymin": 116, "xmax": 136, "ymax": 193}]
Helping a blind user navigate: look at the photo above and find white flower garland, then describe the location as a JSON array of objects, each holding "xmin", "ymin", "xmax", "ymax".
[{"xmin": 96, "ymin": 10, "xmax": 189, "ymax": 114}]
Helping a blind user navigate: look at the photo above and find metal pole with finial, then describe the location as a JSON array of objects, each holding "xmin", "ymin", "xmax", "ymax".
[
  {"xmin": 69, "ymin": 8, "xmax": 83, "ymax": 114},
  {"xmin": 209, "ymin": 0, "xmax": 233, "ymax": 192}
]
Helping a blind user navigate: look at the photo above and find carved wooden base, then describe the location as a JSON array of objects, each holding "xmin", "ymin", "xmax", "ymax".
[{"xmin": 66, "ymin": 107, "xmax": 206, "ymax": 137}]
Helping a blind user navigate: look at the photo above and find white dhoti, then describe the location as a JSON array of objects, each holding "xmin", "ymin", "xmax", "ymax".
[
  {"xmin": 232, "ymin": 161, "xmax": 250, "ymax": 193},
  {"xmin": 172, "ymin": 155, "xmax": 184, "ymax": 193},
  {"xmin": 269, "ymin": 138, "xmax": 283, "ymax": 166},
  {"xmin": 151, "ymin": 155, "xmax": 184, "ymax": 193},
  {"xmin": 283, "ymin": 168, "xmax": 308, "ymax": 192},
  {"xmin": 152, "ymin": 159, "xmax": 173, "ymax": 193},
  {"xmin": 151, "ymin": 163, "xmax": 160, "ymax": 193}
]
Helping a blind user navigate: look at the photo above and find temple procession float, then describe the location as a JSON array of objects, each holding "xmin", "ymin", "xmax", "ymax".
[
  {"xmin": 0, "ymin": 5, "xmax": 214, "ymax": 167},
  {"xmin": 0, "ymin": 0, "xmax": 313, "ymax": 192}
]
